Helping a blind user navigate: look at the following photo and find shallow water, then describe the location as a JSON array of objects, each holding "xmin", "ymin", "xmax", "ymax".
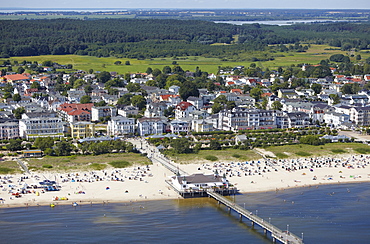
[{"xmin": 0, "ymin": 183, "xmax": 369, "ymax": 244}]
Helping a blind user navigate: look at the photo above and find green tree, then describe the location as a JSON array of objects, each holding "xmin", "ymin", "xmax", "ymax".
[
  {"xmin": 114, "ymin": 61, "xmax": 122, "ymax": 65},
  {"xmin": 179, "ymin": 81, "xmax": 199, "ymax": 100},
  {"xmin": 30, "ymin": 81, "xmax": 41, "ymax": 89},
  {"xmin": 209, "ymin": 140, "xmax": 221, "ymax": 150},
  {"xmin": 34, "ymin": 137, "xmax": 54, "ymax": 151},
  {"xmin": 13, "ymin": 107, "xmax": 25, "ymax": 119},
  {"xmin": 329, "ymin": 94, "xmax": 341, "ymax": 104},
  {"xmin": 146, "ymin": 67, "xmax": 153, "ymax": 74},
  {"xmin": 271, "ymin": 100, "xmax": 283, "ymax": 110},
  {"xmin": 12, "ymin": 93, "xmax": 21, "ymax": 102},
  {"xmin": 80, "ymin": 95, "xmax": 92, "ymax": 104},
  {"xmin": 171, "ymin": 138, "xmax": 191, "ymax": 154},
  {"xmin": 54, "ymin": 141, "xmax": 72, "ymax": 156},
  {"xmin": 117, "ymin": 93, "xmax": 133, "ymax": 105},
  {"xmin": 97, "ymin": 71, "xmax": 111, "ymax": 83},
  {"xmin": 152, "ymin": 68, "xmax": 162, "ymax": 77},
  {"xmin": 125, "ymin": 61, "xmax": 131, "ymax": 65},
  {"xmin": 311, "ymin": 83, "xmax": 322, "ymax": 94},
  {"xmin": 17, "ymin": 66, "xmax": 25, "ymax": 74},
  {"xmin": 212, "ymin": 102, "xmax": 222, "ymax": 114},
  {"xmin": 126, "ymin": 83, "xmax": 141, "ymax": 92},
  {"xmin": 131, "ymin": 95, "xmax": 146, "ymax": 110},
  {"xmin": 250, "ymin": 87, "xmax": 263, "ymax": 101},
  {"xmin": 162, "ymin": 66, "xmax": 172, "ymax": 74},
  {"xmin": 6, "ymin": 139, "xmax": 22, "ymax": 151}
]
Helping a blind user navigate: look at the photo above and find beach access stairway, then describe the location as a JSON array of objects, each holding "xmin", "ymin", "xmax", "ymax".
[
  {"xmin": 16, "ymin": 158, "xmax": 30, "ymax": 174},
  {"xmin": 151, "ymin": 154, "xmax": 188, "ymax": 176},
  {"xmin": 207, "ymin": 191, "xmax": 304, "ymax": 244}
]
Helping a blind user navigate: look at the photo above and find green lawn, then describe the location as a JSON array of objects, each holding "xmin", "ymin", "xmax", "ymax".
[
  {"xmin": 4, "ymin": 44, "xmax": 368, "ymax": 74},
  {"xmin": 26, "ymin": 152, "xmax": 151, "ymax": 172}
]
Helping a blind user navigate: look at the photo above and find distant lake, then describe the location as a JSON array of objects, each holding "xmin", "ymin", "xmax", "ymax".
[{"xmin": 214, "ymin": 19, "xmax": 357, "ymax": 26}]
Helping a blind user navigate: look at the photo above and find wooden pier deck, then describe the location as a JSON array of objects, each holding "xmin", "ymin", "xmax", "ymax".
[{"xmin": 207, "ymin": 191, "xmax": 304, "ymax": 244}]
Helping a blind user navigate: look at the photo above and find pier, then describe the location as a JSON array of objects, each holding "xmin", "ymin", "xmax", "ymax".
[
  {"xmin": 130, "ymin": 138, "xmax": 304, "ymax": 243},
  {"xmin": 207, "ymin": 191, "xmax": 303, "ymax": 244}
]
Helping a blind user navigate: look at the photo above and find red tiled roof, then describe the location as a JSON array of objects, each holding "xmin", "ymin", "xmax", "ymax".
[
  {"xmin": 176, "ymin": 101, "xmax": 193, "ymax": 111},
  {"xmin": 4, "ymin": 74, "xmax": 30, "ymax": 81}
]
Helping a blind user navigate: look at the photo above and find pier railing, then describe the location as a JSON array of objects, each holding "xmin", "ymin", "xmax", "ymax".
[{"xmin": 207, "ymin": 191, "xmax": 303, "ymax": 244}]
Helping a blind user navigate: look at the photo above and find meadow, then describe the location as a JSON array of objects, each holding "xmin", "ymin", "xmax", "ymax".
[{"xmin": 4, "ymin": 45, "xmax": 368, "ymax": 74}]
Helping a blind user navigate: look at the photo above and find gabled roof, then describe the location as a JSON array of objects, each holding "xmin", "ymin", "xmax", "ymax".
[
  {"xmin": 178, "ymin": 174, "xmax": 224, "ymax": 184},
  {"xmin": 4, "ymin": 74, "xmax": 30, "ymax": 82},
  {"xmin": 176, "ymin": 101, "xmax": 194, "ymax": 111}
]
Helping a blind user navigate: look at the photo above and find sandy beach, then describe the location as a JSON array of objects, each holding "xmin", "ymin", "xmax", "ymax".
[{"xmin": 1, "ymin": 151, "xmax": 370, "ymax": 209}]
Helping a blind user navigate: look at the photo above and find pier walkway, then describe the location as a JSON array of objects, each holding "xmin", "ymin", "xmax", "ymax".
[{"xmin": 207, "ymin": 191, "xmax": 303, "ymax": 244}]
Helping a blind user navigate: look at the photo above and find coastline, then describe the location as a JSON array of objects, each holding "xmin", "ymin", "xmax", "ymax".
[{"xmin": 1, "ymin": 154, "xmax": 370, "ymax": 209}]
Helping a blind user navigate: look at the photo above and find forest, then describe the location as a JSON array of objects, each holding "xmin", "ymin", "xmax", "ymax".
[{"xmin": 0, "ymin": 19, "xmax": 370, "ymax": 60}]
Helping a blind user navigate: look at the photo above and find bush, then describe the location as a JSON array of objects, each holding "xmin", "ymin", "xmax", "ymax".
[
  {"xmin": 204, "ymin": 155, "xmax": 218, "ymax": 161},
  {"xmin": 331, "ymin": 149, "xmax": 346, "ymax": 154},
  {"xmin": 109, "ymin": 160, "xmax": 132, "ymax": 168},
  {"xmin": 42, "ymin": 164, "xmax": 53, "ymax": 169},
  {"xmin": 90, "ymin": 163, "xmax": 107, "ymax": 170},
  {"xmin": 275, "ymin": 152, "xmax": 289, "ymax": 159},
  {"xmin": 354, "ymin": 148, "xmax": 370, "ymax": 154},
  {"xmin": 0, "ymin": 167, "xmax": 14, "ymax": 174},
  {"xmin": 232, "ymin": 154, "xmax": 241, "ymax": 158},
  {"xmin": 295, "ymin": 151, "xmax": 312, "ymax": 157}
]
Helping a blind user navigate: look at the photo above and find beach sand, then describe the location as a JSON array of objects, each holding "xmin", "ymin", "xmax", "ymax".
[{"xmin": 1, "ymin": 151, "xmax": 370, "ymax": 208}]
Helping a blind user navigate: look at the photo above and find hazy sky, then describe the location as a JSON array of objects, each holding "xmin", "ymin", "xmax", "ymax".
[{"xmin": 1, "ymin": 0, "xmax": 370, "ymax": 10}]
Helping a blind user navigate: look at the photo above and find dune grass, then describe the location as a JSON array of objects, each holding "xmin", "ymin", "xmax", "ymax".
[{"xmin": 26, "ymin": 153, "xmax": 150, "ymax": 172}]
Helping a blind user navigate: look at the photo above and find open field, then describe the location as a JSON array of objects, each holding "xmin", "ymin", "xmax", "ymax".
[
  {"xmin": 25, "ymin": 152, "xmax": 151, "ymax": 172},
  {"xmin": 3, "ymin": 45, "xmax": 369, "ymax": 74}
]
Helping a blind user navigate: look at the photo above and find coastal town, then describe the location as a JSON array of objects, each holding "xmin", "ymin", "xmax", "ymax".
[
  {"xmin": 0, "ymin": 62, "xmax": 370, "ymax": 140},
  {"xmin": 1, "ymin": 60, "xmax": 370, "ymax": 209}
]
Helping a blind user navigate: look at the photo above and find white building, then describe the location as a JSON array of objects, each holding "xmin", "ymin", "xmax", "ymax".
[
  {"xmin": 0, "ymin": 118, "xmax": 19, "ymax": 140},
  {"xmin": 91, "ymin": 106, "xmax": 117, "ymax": 122},
  {"xmin": 170, "ymin": 173, "xmax": 228, "ymax": 192},
  {"xmin": 136, "ymin": 117, "xmax": 165, "ymax": 136},
  {"xmin": 19, "ymin": 112, "xmax": 64, "ymax": 139},
  {"xmin": 169, "ymin": 120, "xmax": 189, "ymax": 134},
  {"xmin": 108, "ymin": 116, "xmax": 136, "ymax": 136}
]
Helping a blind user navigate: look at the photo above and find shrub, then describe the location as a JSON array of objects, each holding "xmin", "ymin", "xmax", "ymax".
[
  {"xmin": 90, "ymin": 163, "xmax": 107, "ymax": 170},
  {"xmin": 109, "ymin": 160, "xmax": 132, "ymax": 168},
  {"xmin": 232, "ymin": 154, "xmax": 241, "ymax": 158},
  {"xmin": 354, "ymin": 148, "xmax": 370, "ymax": 154},
  {"xmin": 331, "ymin": 149, "xmax": 346, "ymax": 154},
  {"xmin": 204, "ymin": 155, "xmax": 218, "ymax": 161},
  {"xmin": 42, "ymin": 164, "xmax": 53, "ymax": 169},
  {"xmin": 0, "ymin": 167, "xmax": 14, "ymax": 174},
  {"xmin": 275, "ymin": 152, "xmax": 289, "ymax": 159},
  {"xmin": 296, "ymin": 151, "xmax": 312, "ymax": 157}
]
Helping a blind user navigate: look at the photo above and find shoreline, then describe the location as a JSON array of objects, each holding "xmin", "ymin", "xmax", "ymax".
[
  {"xmin": 2, "ymin": 179, "xmax": 370, "ymax": 209},
  {"xmin": 1, "ymin": 154, "xmax": 370, "ymax": 209}
]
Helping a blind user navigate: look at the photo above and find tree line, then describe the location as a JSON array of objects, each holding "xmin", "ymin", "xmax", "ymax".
[{"xmin": 1, "ymin": 19, "xmax": 369, "ymax": 60}]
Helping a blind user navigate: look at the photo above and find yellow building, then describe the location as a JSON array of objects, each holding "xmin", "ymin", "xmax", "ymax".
[{"xmin": 70, "ymin": 122, "xmax": 95, "ymax": 138}]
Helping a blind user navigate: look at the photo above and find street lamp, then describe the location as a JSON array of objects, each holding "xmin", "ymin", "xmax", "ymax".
[
  {"xmin": 256, "ymin": 210, "xmax": 258, "ymax": 216},
  {"xmin": 269, "ymin": 217, "xmax": 271, "ymax": 224},
  {"xmin": 302, "ymin": 232, "xmax": 304, "ymax": 240},
  {"xmin": 287, "ymin": 224, "xmax": 289, "ymax": 233},
  {"xmin": 243, "ymin": 203, "xmax": 245, "ymax": 209}
]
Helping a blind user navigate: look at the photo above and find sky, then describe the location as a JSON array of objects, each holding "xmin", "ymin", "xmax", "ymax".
[{"xmin": 1, "ymin": 0, "xmax": 370, "ymax": 10}]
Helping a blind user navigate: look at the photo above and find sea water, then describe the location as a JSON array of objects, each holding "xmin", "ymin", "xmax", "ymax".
[{"xmin": 0, "ymin": 183, "xmax": 369, "ymax": 244}]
